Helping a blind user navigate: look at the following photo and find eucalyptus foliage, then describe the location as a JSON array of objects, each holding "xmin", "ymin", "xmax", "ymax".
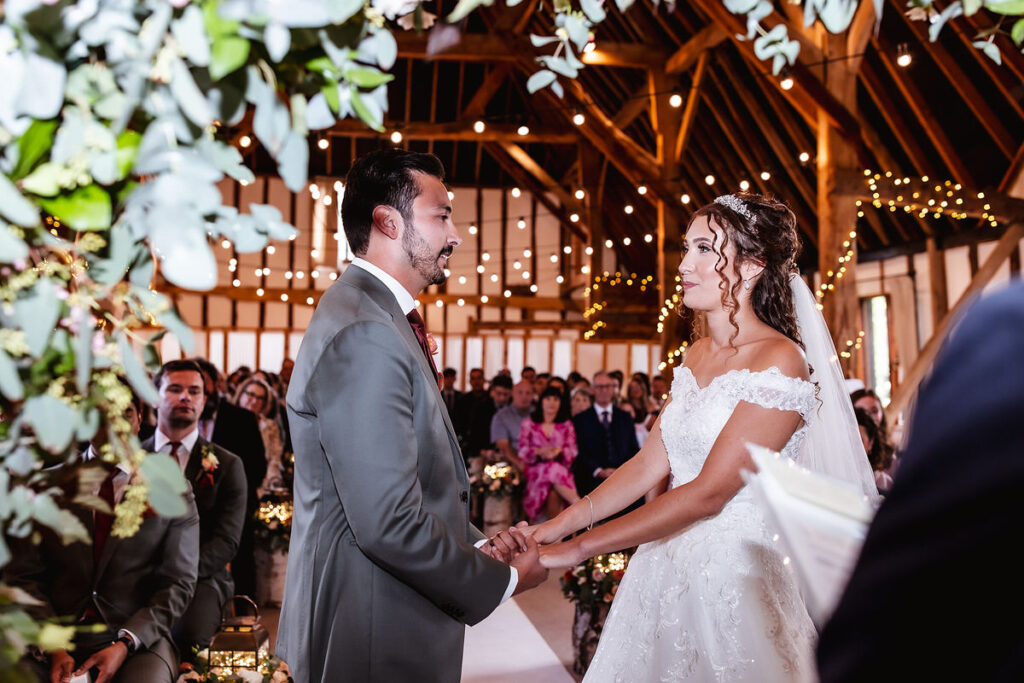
[{"xmin": 0, "ymin": 0, "xmax": 416, "ymax": 672}]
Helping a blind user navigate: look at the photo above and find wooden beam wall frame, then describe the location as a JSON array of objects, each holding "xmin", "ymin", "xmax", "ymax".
[
  {"xmin": 925, "ymin": 236, "xmax": 949, "ymax": 325},
  {"xmin": 580, "ymin": 140, "xmax": 606, "ymax": 278},
  {"xmin": 889, "ymin": 0, "xmax": 1016, "ymax": 159},
  {"xmin": 469, "ymin": 319, "xmax": 589, "ymax": 333},
  {"xmin": 482, "ymin": 142, "xmax": 589, "ymax": 243},
  {"xmin": 393, "ymin": 31, "xmax": 665, "ymax": 68},
  {"xmin": 674, "ymin": 52, "xmax": 708, "ymax": 164},
  {"xmin": 326, "ymin": 119, "xmax": 576, "ymax": 143},
  {"xmin": 887, "ymin": 221, "xmax": 1024, "ymax": 419},
  {"xmin": 498, "ymin": 142, "xmax": 588, "ymax": 224},
  {"xmin": 665, "ymin": 23, "xmax": 728, "ymax": 74},
  {"xmin": 872, "ymin": 35, "xmax": 977, "ymax": 186}
]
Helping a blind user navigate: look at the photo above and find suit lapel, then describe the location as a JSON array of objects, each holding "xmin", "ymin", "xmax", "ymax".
[
  {"xmin": 342, "ymin": 267, "xmax": 460, "ymax": 448},
  {"xmin": 184, "ymin": 439, "xmax": 205, "ymax": 483}
]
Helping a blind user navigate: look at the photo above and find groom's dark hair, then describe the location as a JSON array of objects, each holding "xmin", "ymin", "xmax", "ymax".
[{"xmin": 341, "ymin": 149, "xmax": 446, "ymax": 256}]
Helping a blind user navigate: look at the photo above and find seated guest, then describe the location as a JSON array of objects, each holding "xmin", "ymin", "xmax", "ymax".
[
  {"xmin": 620, "ymin": 376, "xmax": 660, "ymax": 448},
  {"xmin": 545, "ymin": 376, "xmax": 569, "ymax": 405},
  {"xmin": 851, "ymin": 387, "xmax": 899, "ymax": 480},
  {"xmin": 532, "ymin": 372, "xmax": 550, "ymax": 399},
  {"xmin": 464, "ymin": 374, "xmax": 512, "ymax": 461},
  {"xmin": 192, "ymin": 357, "xmax": 265, "ymax": 600},
  {"xmin": 234, "ymin": 376, "xmax": 286, "ymax": 495},
  {"xmin": 520, "ymin": 365, "xmax": 537, "ymax": 385},
  {"xmin": 490, "ymin": 380, "xmax": 535, "ymax": 472},
  {"xmin": 572, "ymin": 371, "xmax": 640, "ymax": 497},
  {"xmin": 855, "ymin": 407, "xmax": 893, "ymax": 493},
  {"xmin": 144, "ymin": 360, "xmax": 246, "ymax": 658},
  {"xmin": 519, "ymin": 386, "xmax": 580, "ymax": 522},
  {"xmin": 440, "ymin": 367, "xmax": 462, "ymax": 419},
  {"xmin": 651, "ymin": 374, "xmax": 669, "ymax": 410},
  {"xmin": 5, "ymin": 382, "xmax": 199, "ymax": 683},
  {"xmin": 570, "ymin": 386, "xmax": 594, "ymax": 417},
  {"xmin": 454, "ymin": 367, "xmax": 488, "ymax": 448}
]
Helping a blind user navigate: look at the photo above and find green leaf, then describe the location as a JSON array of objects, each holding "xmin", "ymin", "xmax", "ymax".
[
  {"xmin": 118, "ymin": 333, "xmax": 160, "ymax": 406},
  {"xmin": 209, "ymin": 37, "xmax": 251, "ymax": 80},
  {"xmin": 345, "ymin": 67, "xmax": 394, "ymax": 89},
  {"xmin": 963, "ymin": 0, "xmax": 982, "ymax": 14},
  {"xmin": 988, "ymin": 0, "xmax": 1024, "ymax": 14},
  {"xmin": 0, "ymin": 348, "xmax": 24, "ymax": 401},
  {"xmin": 72, "ymin": 319, "xmax": 92, "ymax": 396},
  {"xmin": 447, "ymin": 0, "xmax": 494, "ymax": 23},
  {"xmin": 14, "ymin": 278, "xmax": 61, "ymax": 357},
  {"xmin": 12, "ymin": 119, "xmax": 59, "ymax": 180},
  {"xmin": 23, "ymin": 395, "xmax": 77, "ymax": 453},
  {"xmin": 115, "ymin": 130, "xmax": 142, "ymax": 180},
  {"xmin": 140, "ymin": 453, "xmax": 188, "ymax": 517},
  {"xmin": 203, "ymin": 0, "xmax": 240, "ymax": 39},
  {"xmin": 75, "ymin": 406, "xmax": 100, "ymax": 443},
  {"xmin": 1012, "ymin": 17, "xmax": 1024, "ymax": 45},
  {"xmin": 322, "ymin": 83, "xmax": 340, "ymax": 115},
  {"xmin": 38, "ymin": 184, "xmax": 112, "ymax": 231},
  {"xmin": 350, "ymin": 88, "xmax": 383, "ymax": 132},
  {"xmin": 0, "ymin": 224, "xmax": 29, "ymax": 263},
  {"xmin": 20, "ymin": 162, "xmax": 64, "ymax": 197},
  {"xmin": 0, "ymin": 173, "xmax": 40, "ymax": 227}
]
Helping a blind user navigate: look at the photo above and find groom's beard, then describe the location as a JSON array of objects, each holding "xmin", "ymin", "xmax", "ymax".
[{"xmin": 404, "ymin": 222, "xmax": 451, "ymax": 286}]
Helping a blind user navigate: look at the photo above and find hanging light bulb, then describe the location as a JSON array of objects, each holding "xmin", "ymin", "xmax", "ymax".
[
  {"xmin": 897, "ymin": 43, "xmax": 912, "ymax": 68},
  {"xmin": 390, "ymin": 131, "xmax": 403, "ymax": 144},
  {"xmin": 739, "ymin": 180, "xmax": 750, "ymax": 191},
  {"xmin": 705, "ymin": 175, "xmax": 715, "ymax": 185},
  {"xmin": 572, "ymin": 111, "xmax": 585, "ymax": 125},
  {"xmin": 669, "ymin": 92, "xmax": 683, "ymax": 108},
  {"xmin": 511, "ymin": 187, "xmax": 521, "ymax": 198},
  {"xmin": 474, "ymin": 120, "xmax": 486, "ymax": 133},
  {"xmin": 575, "ymin": 189, "xmax": 585, "ymax": 200}
]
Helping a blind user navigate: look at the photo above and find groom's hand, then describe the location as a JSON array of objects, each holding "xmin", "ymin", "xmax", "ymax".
[
  {"xmin": 480, "ymin": 522, "xmax": 530, "ymax": 563},
  {"xmin": 511, "ymin": 536, "xmax": 548, "ymax": 595}
]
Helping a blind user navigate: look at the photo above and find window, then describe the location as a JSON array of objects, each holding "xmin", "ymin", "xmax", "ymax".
[{"xmin": 863, "ymin": 295, "xmax": 892, "ymax": 406}]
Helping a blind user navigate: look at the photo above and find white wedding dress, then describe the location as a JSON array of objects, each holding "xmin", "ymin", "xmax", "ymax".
[{"xmin": 584, "ymin": 365, "xmax": 817, "ymax": 683}]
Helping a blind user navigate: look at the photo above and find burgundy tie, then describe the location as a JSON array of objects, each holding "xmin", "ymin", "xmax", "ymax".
[
  {"xmin": 93, "ymin": 470, "xmax": 117, "ymax": 566},
  {"xmin": 406, "ymin": 309, "xmax": 439, "ymax": 379},
  {"xmin": 169, "ymin": 441, "xmax": 182, "ymax": 465}
]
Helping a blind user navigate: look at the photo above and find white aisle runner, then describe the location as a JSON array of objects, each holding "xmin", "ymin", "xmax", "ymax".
[{"xmin": 462, "ymin": 598, "xmax": 575, "ymax": 682}]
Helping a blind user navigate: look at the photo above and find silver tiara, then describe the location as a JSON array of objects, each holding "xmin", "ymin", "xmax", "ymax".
[{"xmin": 714, "ymin": 194, "xmax": 755, "ymax": 224}]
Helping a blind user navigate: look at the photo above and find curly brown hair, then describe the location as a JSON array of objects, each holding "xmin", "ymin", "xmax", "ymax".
[{"xmin": 685, "ymin": 192, "xmax": 802, "ymax": 349}]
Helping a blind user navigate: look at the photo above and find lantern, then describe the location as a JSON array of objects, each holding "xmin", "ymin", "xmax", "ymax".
[{"xmin": 208, "ymin": 596, "xmax": 270, "ymax": 673}]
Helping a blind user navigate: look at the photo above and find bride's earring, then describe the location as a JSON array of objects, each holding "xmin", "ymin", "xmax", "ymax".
[{"xmin": 743, "ymin": 279, "xmax": 751, "ymax": 290}]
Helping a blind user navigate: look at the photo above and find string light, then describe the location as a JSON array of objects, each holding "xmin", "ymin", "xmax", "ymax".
[
  {"xmin": 239, "ymin": 135, "xmax": 252, "ymax": 148},
  {"xmin": 390, "ymin": 131, "xmax": 403, "ymax": 143},
  {"xmin": 897, "ymin": 43, "xmax": 912, "ymax": 68},
  {"xmin": 474, "ymin": 120, "xmax": 486, "ymax": 133},
  {"xmin": 669, "ymin": 93, "xmax": 683, "ymax": 108},
  {"xmin": 637, "ymin": 185, "xmax": 647, "ymax": 195},
  {"xmin": 511, "ymin": 187, "xmax": 522, "ymax": 198},
  {"xmin": 317, "ymin": 138, "xmax": 329, "ymax": 150},
  {"xmin": 704, "ymin": 175, "xmax": 715, "ymax": 185},
  {"xmin": 575, "ymin": 189, "xmax": 586, "ymax": 200},
  {"xmin": 517, "ymin": 125, "xmax": 530, "ymax": 136},
  {"xmin": 739, "ymin": 180, "xmax": 750, "ymax": 191},
  {"xmin": 572, "ymin": 112, "xmax": 585, "ymax": 125}
]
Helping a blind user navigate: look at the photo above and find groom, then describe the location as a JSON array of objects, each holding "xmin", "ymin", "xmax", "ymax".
[{"xmin": 276, "ymin": 149, "xmax": 546, "ymax": 683}]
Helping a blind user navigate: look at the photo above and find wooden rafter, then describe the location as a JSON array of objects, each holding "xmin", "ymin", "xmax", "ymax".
[
  {"xmin": 674, "ymin": 52, "xmax": 707, "ymax": 163},
  {"xmin": 872, "ymin": 35, "xmax": 976, "ymax": 185},
  {"xmin": 324, "ymin": 119, "xmax": 575, "ymax": 143},
  {"xmin": 889, "ymin": 2, "xmax": 1016, "ymax": 159}
]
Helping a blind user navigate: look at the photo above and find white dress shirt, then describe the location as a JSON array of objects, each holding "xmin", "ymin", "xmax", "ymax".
[
  {"xmin": 351, "ymin": 258, "xmax": 518, "ymax": 603},
  {"xmin": 154, "ymin": 427, "xmax": 200, "ymax": 472}
]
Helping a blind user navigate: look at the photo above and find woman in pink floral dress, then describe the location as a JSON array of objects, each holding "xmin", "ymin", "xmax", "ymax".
[{"xmin": 518, "ymin": 386, "xmax": 581, "ymax": 521}]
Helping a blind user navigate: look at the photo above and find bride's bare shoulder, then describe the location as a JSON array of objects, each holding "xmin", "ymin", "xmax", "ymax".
[{"xmin": 748, "ymin": 335, "xmax": 809, "ymax": 381}]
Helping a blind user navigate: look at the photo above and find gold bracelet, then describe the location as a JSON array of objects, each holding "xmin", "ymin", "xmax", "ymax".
[{"xmin": 584, "ymin": 494, "xmax": 594, "ymax": 531}]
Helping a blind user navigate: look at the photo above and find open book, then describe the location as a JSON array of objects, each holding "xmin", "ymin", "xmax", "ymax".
[{"xmin": 741, "ymin": 444, "xmax": 877, "ymax": 628}]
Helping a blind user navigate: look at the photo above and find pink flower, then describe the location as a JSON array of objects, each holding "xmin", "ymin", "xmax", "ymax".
[{"xmin": 591, "ymin": 569, "xmax": 605, "ymax": 582}]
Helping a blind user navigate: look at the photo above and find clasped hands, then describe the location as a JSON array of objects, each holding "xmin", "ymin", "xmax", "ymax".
[{"xmin": 480, "ymin": 520, "xmax": 584, "ymax": 592}]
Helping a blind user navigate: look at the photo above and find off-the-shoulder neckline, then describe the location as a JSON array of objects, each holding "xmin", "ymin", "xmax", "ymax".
[{"xmin": 676, "ymin": 365, "xmax": 813, "ymax": 392}]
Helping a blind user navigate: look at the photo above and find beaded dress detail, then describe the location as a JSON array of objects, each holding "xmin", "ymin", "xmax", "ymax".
[{"xmin": 583, "ymin": 365, "xmax": 818, "ymax": 683}]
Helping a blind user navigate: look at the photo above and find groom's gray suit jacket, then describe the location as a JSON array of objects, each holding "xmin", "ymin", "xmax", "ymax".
[{"xmin": 276, "ymin": 265, "xmax": 510, "ymax": 683}]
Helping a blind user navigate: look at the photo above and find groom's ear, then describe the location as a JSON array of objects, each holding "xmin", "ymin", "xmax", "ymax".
[{"xmin": 372, "ymin": 205, "xmax": 401, "ymax": 241}]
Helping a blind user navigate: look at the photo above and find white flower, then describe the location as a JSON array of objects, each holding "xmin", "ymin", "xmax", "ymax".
[{"xmin": 371, "ymin": 0, "xmax": 421, "ymax": 20}]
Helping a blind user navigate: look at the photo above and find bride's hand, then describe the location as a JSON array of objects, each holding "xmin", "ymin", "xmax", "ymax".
[
  {"xmin": 538, "ymin": 539, "xmax": 584, "ymax": 569},
  {"xmin": 520, "ymin": 518, "xmax": 565, "ymax": 545}
]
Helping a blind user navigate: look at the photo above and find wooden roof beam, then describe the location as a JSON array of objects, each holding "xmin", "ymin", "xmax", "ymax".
[
  {"xmin": 666, "ymin": 24, "xmax": 728, "ymax": 74},
  {"xmin": 394, "ymin": 32, "xmax": 667, "ymax": 69},
  {"xmin": 889, "ymin": 0, "xmax": 1016, "ymax": 159},
  {"xmin": 324, "ymin": 119, "xmax": 577, "ymax": 143},
  {"xmin": 872, "ymin": 34, "xmax": 977, "ymax": 186}
]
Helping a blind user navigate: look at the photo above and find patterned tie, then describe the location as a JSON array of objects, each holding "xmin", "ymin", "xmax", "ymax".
[
  {"xmin": 168, "ymin": 441, "xmax": 183, "ymax": 468},
  {"xmin": 93, "ymin": 470, "xmax": 117, "ymax": 566},
  {"xmin": 406, "ymin": 309, "xmax": 439, "ymax": 379}
]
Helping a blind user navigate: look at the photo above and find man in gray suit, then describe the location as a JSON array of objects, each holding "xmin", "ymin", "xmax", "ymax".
[
  {"xmin": 142, "ymin": 360, "xmax": 247, "ymax": 660},
  {"xmin": 277, "ymin": 150, "xmax": 547, "ymax": 683},
  {"xmin": 6, "ymin": 382, "xmax": 199, "ymax": 683}
]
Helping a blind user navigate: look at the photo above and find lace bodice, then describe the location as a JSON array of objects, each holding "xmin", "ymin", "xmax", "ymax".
[{"xmin": 660, "ymin": 365, "xmax": 815, "ymax": 489}]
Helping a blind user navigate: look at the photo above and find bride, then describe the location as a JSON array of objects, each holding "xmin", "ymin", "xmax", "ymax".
[{"xmin": 529, "ymin": 193, "xmax": 878, "ymax": 681}]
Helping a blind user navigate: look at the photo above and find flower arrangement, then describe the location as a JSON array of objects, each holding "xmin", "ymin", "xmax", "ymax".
[
  {"xmin": 177, "ymin": 651, "xmax": 291, "ymax": 683},
  {"xmin": 560, "ymin": 551, "xmax": 631, "ymax": 607},
  {"xmin": 197, "ymin": 444, "xmax": 220, "ymax": 488},
  {"xmin": 253, "ymin": 494, "xmax": 293, "ymax": 554},
  {"xmin": 469, "ymin": 461, "xmax": 522, "ymax": 500}
]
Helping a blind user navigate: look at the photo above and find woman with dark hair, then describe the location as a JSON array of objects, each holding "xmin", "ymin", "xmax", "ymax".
[
  {"xmin": 621, "ymin": 377, "xmax": 660, "ymax": 447},
  {"xmin": 855, "ymin": 407, "xmax": 894, "ymax": 492},
  {"xmin": 851, "ymin": 387, "xmax": 899, "ymax": 479},
  {"xmin": 517, "ymin": 385, "xmax": 581, "ymax": 522},
  {"xmin": 527, "ymin": 193, "xmax": 877, "ymax": 682}
]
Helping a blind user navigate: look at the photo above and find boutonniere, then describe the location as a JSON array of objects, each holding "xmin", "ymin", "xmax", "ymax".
[
  {"xmin": 196, "ymin": 443, "xmax": 219, "ymax": 488},
  {"xmin": 426, "ymin": 332, "xmax": 439, "ymax": 356}
]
